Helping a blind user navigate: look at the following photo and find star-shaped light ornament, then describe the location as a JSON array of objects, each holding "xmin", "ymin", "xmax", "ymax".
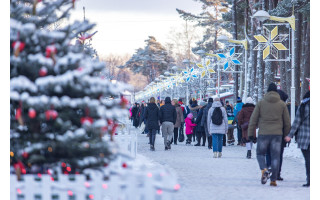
[
  {"xmin": 254, "ymin": 26, "xmax": 288, "ymax": 60},
  {"xmin": 196, "ymin": 59, "xmax": 216, "ymax": 78},
  {"xmin": 183, "ymin": 67, "xmax": 198, "ymax": 82},
  {"xmin": 217, "ymin": 47, "xmax": 242, "ymax": 71}
]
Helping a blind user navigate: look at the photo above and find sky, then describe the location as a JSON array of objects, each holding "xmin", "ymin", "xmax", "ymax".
[{"xmin": 68, "ymin": 0, "xmax": 203, "ymax": 58}]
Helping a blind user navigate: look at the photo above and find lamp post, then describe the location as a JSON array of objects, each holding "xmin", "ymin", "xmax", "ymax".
[
  {"xmin": 196, "ymin": 50, "xmax": 206, "ymax": 103},
  {"xmin": 217, "ymin": 35, "xmax": 248, "ymax": 101},
  {"xmin": 182, "ymin": 59, "xmax": 190, "ymax": 104},
  {"xmin": 253, "ymin": 10, "xmax": 296, "ymax": 123}
]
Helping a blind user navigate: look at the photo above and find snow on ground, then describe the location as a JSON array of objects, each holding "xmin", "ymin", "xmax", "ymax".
[{"xmin": 131, "ymin": 125, "xmax": 310, "ymax": 200}]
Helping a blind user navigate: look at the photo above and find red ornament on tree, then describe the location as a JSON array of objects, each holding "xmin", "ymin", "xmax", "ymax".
[
  {"xmin": 28, "ymin": 108, "xmax": 36, "ymax": 118},
  {"xmin": 120, "ymin": 96, "xmax": 129, "ymax": 108},
  {"xmin": 12, "ymin": 41, "xmax": 25, "ymax": 57},
  {"xmin": 122, "ymin": 163, "xmax": 127, "ymax": 168},
  {"xmin": 80, "ymin": 117, "xmax": 93, "ymax": 125},
  {"xmin": 45, "ymin": 110, "xmax": 58, "ymax": 120},
  {"xmin": 46, "ymin": 45, "xmax": 57, "ymax": 64},
  {"xmin": 15, "ymin": 108, "xmax": 22, "ymax": 120},
  {"xmin": 22, "ymin": 152, "xmax": 29, "ymax": 159},
  {"xmin": 39, "ymin": 67, "xmax": 47, "ymax": 77}
]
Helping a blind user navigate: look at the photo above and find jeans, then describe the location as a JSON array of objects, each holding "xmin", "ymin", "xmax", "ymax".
[
  {"xmin": 148, "ymin": 129, "xmax": 157, "ymax": 146},
  {"xmin": 236, "ymin": 126, "xmax": 242, "ymax": 143},
  {"xmin": 301, "ymin": 145, "xmax": 310, "ymax": 184},
  {"xmin": 266, "ymin": 142, "xmax": 285, "ymax": 176},
  {"xmin": 256, "ymin": 135, "xmax": 282, "ymax": 181},
  {"xmin": 161, "ymin": 122, "xmax": 174, "ymax": 146},
  {"xmin": 212, "ymin": 134, "xmax": 224, "ymax": 152}
]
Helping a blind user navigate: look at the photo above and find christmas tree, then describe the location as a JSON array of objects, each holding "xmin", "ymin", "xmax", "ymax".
[{"xmin": 10, "ymin": 0, "xmax": 129, "ymax": 177}]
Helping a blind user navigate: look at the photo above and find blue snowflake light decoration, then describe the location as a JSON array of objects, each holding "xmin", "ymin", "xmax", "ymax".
[
  {"xmin": 217, "ymin": 47, "xmax": 242, "ymax": 71},
  {"xmin": 183, "ymin": 67, "xmax": 198, "ymax": 82}
]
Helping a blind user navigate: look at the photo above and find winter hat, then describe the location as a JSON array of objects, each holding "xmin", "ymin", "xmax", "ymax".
[
  {"xmin": 200, "ymin": 101, "xmax": 206, "ymax": 106},
  {"xmin": 208, "ymin": 98, "xmax": 214, "ymax": 103},
  {"xmin": 267, "ymin": 83, "xmax": 277, "ymax": 92},
  {"xmin": 187, "ymin": 113, "xmax": 193, "ymax": 119},
  {"xmin": 237, "ymin": 97, "xmax": 242, "ymax": 103},
  {"xmin": 246, "ymin": 97, "xmax": 254, "ymax": 104}
]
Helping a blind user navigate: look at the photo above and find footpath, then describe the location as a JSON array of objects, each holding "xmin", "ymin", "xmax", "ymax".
[{"xmin": 132, "ymin": 125, "xmax": 310, "ymax": 200}]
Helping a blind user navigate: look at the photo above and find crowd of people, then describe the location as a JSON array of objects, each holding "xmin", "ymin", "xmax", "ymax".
[{"xmin": 129, "ymin": 83, "xmax": 310, "ymax": 188}]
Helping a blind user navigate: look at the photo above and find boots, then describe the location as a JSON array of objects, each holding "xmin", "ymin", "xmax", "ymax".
[
  {"xmin": 261, "ymin": 168, "xmax": 270, "ymax": 184},
  {"xmin": 150, "ymin": 145, "xmax": 155, "ymax": 151},
  {"xmin": 213, "ymin": 152, "xmax": 218, "ymax": 158},
  {"xmin": 218, "ymin": 152, "xmax": 222, "ymax": 158},
  {"xmin": 270, "ymin": 181, "xmax": 277, "ymax": 186},
  {"xmin": 246, "ymin": 150, "xmax": 251, "ymax": 159}
]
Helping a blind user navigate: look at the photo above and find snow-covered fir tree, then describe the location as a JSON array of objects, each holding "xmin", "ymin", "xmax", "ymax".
[
  {"xmin": 125, "ymin": 36, "xmax": 176, "ymax": 83},
  {"xmin": 10, "ymin": 0, "xmax": 129, "ymax": 177}
]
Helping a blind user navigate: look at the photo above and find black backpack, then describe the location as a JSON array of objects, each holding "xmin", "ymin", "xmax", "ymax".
[{"xmin": 211, "ymin": 107, "xmax": 223, "ymax": 125}]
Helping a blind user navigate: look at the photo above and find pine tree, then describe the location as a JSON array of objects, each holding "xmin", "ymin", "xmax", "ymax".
[
  {"xmin": 125, "ymin": 36, "xmax": 175, "ymax": 83},
  {"xmin": 10, "ymin": 0, "xmax": 128, "ymax": 177}
]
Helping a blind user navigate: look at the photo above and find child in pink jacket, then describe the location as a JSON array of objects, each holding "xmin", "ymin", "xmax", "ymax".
[{"xmin": 185, "ymin": 113, "xmax": 197, "ymax": 145}]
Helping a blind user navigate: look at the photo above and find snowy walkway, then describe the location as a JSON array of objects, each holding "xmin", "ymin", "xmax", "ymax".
[{"xmin": 132, "ymin": 125, "xmax": 310, "ymax": 200}]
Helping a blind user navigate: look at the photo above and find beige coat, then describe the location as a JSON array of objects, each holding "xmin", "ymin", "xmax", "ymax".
[
  {"xmin": 174, "ymin": 105, "xmax": 184, "ymax": 128},
  {"xmin": 248, "ymin": 91, "xmax": 291, "ymax": 137}
]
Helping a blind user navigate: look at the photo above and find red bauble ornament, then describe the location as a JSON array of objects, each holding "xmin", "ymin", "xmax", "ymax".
[
  {"xmin": 45, "ymin": 110, "xmax": 58, "ymax": 120},
  {"xmin": 28, "ymin": 108, "xmax": 36, "ymax": 119},
  {"xmin": 15, "ymin": 108, "xmax": 22, "ymax": 120},
  {"xmin": 120, "ymin": 96, "xmax": 129, "ymax": 108},
  {"xmin": 39, "ymin": 67, "xmax": 47, "ymax": 77},
  {"xmin": 22, "ymin": 152, "xmax": 29, "ymax": 159},
  {"xmin": 46, "ymin": 45, "xmax": 57, "ymax": 58},
  {"xmin": 122, "ymin": 163, "xmax": 127, "ymax": 168},
  {"xmin": 80, "ymin": 117, "xmax": 93, "ymax": 125},
  {"xmin": 12, "ymin": 41, "xmax": 25, "ymax": 57}
]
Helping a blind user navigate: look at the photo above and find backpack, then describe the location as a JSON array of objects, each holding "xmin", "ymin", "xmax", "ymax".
[{"xmin": 211, "ymin": 107, "xmax": 223, "ymax": 125}]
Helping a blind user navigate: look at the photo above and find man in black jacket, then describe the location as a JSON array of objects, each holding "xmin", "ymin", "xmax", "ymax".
[
  {"xmin": 144, "ymin": 97, "xmax": 160, "ymax": 151},
  {"xmin": 159, "ymin": 97, "xmax": 177, "ymax": 150}
]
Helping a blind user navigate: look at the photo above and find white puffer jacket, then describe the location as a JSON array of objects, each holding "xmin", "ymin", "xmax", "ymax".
[{"xmin": 207, "ymin": 101, "xmax": 228, "ymax": 134}]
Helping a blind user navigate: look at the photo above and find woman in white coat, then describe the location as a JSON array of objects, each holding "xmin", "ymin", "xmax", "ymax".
[{"xmin": 207, "ymin": 98, "xmax": 228, "ymax": 158}]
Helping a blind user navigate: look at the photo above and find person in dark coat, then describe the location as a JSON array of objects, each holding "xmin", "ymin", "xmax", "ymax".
[
  {"xmin": 194, "ymin": 101, "xmax": 206, "ymax": 146},
  {"xmin": 266, "ymin": 89, "xmax": 289, "ymax": 180},
  {"xmin": 131, "ymin": 103, "xmax": 139, "ymax": 128},
  {"xmin": 285, "ymin": 91, "xmax": 310, "ymax": 187},
  {"xmin": 144, "ymin": 97, "xmax": 160, "ymax": 151},
  {"xmin": 159, "ymin": 97, "xmax": 177, "ymax": 150},
  {"xmin": 171, "ymin": 99, "xmax": 184, "ymax": 145},
  {"xmin": 237, "ymin": 97, "xmax": 256, "ymax": 159},
  {"xmin": 190, "ymin": 100, "xmax": 200, "ymax": 142},
  {"xmin": 138, "ymin": 103, "xmax": 145, "ymax": 128},
  {"xmin": 201, "ymin": 98, "xmax": 213, "ymax": 149}
]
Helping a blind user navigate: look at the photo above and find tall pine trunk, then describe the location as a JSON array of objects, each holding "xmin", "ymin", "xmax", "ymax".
[
  {"xmin": 232, "ymin": 0, "xmax": 238, "ymax": 102},
  {"xmin": 294, "ymin": 13, "xmax": 302, "ymax": 104},
  {"xmin": 301, "ymin": 19, "xmax": 310, "ymax": 97}
]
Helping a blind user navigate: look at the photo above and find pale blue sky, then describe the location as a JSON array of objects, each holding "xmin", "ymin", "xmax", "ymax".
[{"xmin": 69, "ymin": 0, "xmax": 203, "ymax": 57}]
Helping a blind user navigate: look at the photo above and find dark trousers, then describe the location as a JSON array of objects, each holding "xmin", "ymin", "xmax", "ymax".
[
  {"xmin": 256, "ymin": 135, "xmax": 282, "ymax": 181},
  {"xmin": 186, "ymin": 134, "xmax": 192, "ymax": 143},
  {"xmin": 266, "ymin": 142, "xmax": 285, "ymax": 176},
  {"xmin": 179, "ymin": 123, "xmax": 184, "ymax": 135},
  {"xmin": 172, "ymin": 127, "xmax": 179, "ymax": 144},
  {"xmin": 301, "ymin": 145, "xmax": 310, "ymax": 184},
  {"xmin": 148, "ymin": 129, "xmax": 157, "ymax": 146},
  {"xmin": 207, "ymin": 135, "xmax": 212, "ymax": 148},
  {"xmin": 196, "ymin": 130, "xmax": 206, "ymax": 145}
]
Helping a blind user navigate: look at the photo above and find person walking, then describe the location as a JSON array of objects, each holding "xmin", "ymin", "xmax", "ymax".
[
  {"xmin": 207, "ymin": 97, "xmax": 228, "ymax": 158},
  {"xmin": 248, "ymin": 83, "xmax": 291, "ymax": 187},
  {"xmin": 237, "ymin": 97, "xmax": 256, "ymax": 159},
  {"xmin": 178, "ymin": 99, "xmax": 186, "ymax": 137},
  {"xmin": 159, "ymin": 97, "xmax": 177, "ymax": 150},
  {"xmin": 185, "ymin": 113, "xmax": 197, "ymax": 145},
  {"xmin": 194, "ymin": 101, "xmax": 207, "ymax": 146},
  {"xmin": 234, "ymin": 97, "xmax": 244, "ymax": 146},
  {"xmin": 131, "ymin": 103, "xmax": 140, "ymax": 128},
  {"xmin": 285, "ymin": 91, "xmax": 310, "ymax": 187},
  {"xmin": 201, "ymin": 98, "xmax": 213, "ymax": 149},
  {"xmin": 144, "ymin": 97, "xmax": 160, "ymax": 151},
  {"xmin": 225, "ymin": 101, "xmax": 235, "ymax": 145},
  {"xmin": 190, "ymin": 100, "xmax": 200, "ymax": 142},
  {"xmin": 172, "ymin": 99, "xmax": 184, "ymax": 145},
  {"xmin": 265, "ymin": 89, "xmax": 289, "ymax": 180}
]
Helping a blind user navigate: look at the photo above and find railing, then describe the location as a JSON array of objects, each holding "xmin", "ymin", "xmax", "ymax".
[
  {"xmin": 11, "ymin": 154, "xmax": 180, "ymax": 200},
  {"xmin": 114, "ymin": 119, "xmax": 137, "ymax": 158}
]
